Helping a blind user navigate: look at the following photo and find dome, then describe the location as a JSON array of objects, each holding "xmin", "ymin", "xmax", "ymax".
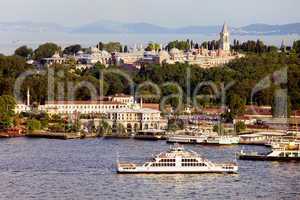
[{"xmin": 169, "ymin": 48, "xmax": 180, "ymax": 55}]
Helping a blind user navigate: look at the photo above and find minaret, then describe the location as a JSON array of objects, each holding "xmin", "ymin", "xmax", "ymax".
[
  {"xmin": 220, "ymin": 22, "xmax": 230, "ymax": 52},
  {"xmin": 27, "ymin": 88, "xmax": 30, "ymax": 106}
]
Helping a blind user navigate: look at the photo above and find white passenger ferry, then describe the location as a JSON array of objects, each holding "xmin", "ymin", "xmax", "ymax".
[{"xmin": 117, "ymin": 145, "xmax": 238, "ymax": 174}]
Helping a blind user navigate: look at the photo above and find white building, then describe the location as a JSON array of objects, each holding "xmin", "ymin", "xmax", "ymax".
[
  {"xmin": 75, "ymin": 47, "xmax": 111, "ymax": 66},
  {"xmin": 15, "ymin": 104, "xmax": 31, "ymax": 114},
  {"xmin": 110, "ymin": 94, "xmax": 135, "ymax": 104},
  {"xmin": 106, "ymin": 108, "xmax": 167, "ymax": 132},
  {"xmin": 38, "ymin": 100, "xmax": 131, "ymax": 115},
  {"xmin": 41, "ymin": 52, "xmax": 66, "ymax": 67},
  {"xmin": 15, "ymin": 89, "xmax": 31, "ymax": 114}
]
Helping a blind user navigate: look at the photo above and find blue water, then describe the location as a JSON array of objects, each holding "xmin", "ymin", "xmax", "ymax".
[
  {"xmin": 0, "ymin": 138, "xmax": 299, "ymax": 200},
  {"xmin": 0, "ymin": 31, "xmax": 299, "ymax": 55}
]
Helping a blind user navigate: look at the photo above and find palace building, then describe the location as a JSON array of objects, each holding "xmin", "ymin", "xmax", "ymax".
[
  {"xmin": 106, "ymin": 108, "xmax": 168, "ymax": 132},
  {"xmin": 113, "ymin": 22, "xmax": 244, "ymax": 68}
]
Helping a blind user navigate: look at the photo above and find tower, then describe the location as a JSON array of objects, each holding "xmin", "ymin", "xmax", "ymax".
[{"xmin": 220, "ymin": 22, "xmax": 230, "ymax": 52}]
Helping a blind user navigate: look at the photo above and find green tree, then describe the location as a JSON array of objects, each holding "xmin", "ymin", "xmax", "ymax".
[
  {"xmin": 213, "ymin": 123, "xmax": 225, "ymax": 135},
  {"xmin": 103, "ymin": 42, "xmax": 122, "ymax": 53},
  {"xmin": 63, "ymin": 44, "xmax": 82, "ymax": 55},
  {"xmin": 228, "ymin": 94, "xmax": 246, "ymax": 117},
  {"xmin": 27, "ymin": 119, "xmax": 41, "ymax": 131},
  {"xmin": 0, "ymin": 114, "xmax": 13, "ymax": 129},
  {"xmin": 14, "ymin": 46, "xmax": 33, "ymax": 58},
  {"xmin": 98, "ymin": 120, "xmax": 112, "ymax": 136},
  {"xmin": 0, "ymin": 95, "xmax": 16, "ymax": 116},
  {"xmin": 166, "ymin": 40, "xmax": 190, "ymax": 51},
  {"xmin": 115, "ymin": 123, "xmax": 126, "ymax": 135},
  {"xmin": 293, "ymin": 40, "xmax": 300, "ymax": 54},
  {"xmin": 145, "ymin": 43, "xmax": 160, "ymax": 51},
  {"xmin": 235, "ymin": 121, "xmax": 246, "ymax": 134},
  {"xmin": 124, "ymin": 45, "xmax": 129, "ymax": 53},
  {"xmin": 33, "ymin": 43, "xmax": 61, "ymax": 60}
]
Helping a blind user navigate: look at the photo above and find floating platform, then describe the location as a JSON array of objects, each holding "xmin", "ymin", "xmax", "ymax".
[
  {"xmin": 238, "ymin": 154, "xmax": 300, "ymax": 161},
  {"xmin": 26, "ymin": 132, "xmax": 82, "ymax": 140}
]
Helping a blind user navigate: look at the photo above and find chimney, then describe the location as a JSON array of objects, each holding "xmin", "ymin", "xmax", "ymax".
[{"xmin": 140, "ymin": 97, "xmax": 143, "ymax": 108}]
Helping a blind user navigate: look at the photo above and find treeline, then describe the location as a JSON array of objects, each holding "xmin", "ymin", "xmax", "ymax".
[
  {"xmin": 14, "ymin": 42, "xmax": 128, "ymax": 61},
  {"xmin": 2, "ymin": 41, "xmax": 300, "ymax": 113},
  {"xmin": 231, "ymin": 39, "xmax": 278, "ymax": 53}
]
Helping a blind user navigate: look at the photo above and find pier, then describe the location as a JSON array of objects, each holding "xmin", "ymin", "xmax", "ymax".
[{"xmin": 26, "ymin": 131, "xmax": 82, "ymax": 140}]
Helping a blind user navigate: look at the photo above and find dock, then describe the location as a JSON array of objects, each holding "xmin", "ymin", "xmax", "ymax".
[{"xmin": 26, "ymin": 131, "xmax": 82, "ymax": 140}]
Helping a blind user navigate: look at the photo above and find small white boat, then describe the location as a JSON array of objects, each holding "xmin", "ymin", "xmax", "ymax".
[
  {"xmin": 202, "ymin": 136, "xmax": 240, "ymax": 145},
  {"xmin": 117, "ymin": 145, "xmax": 238, "ymax": 174},
  {"xmin": 166, "ymin": 135, "xmax": 207, "ymax": 144}
]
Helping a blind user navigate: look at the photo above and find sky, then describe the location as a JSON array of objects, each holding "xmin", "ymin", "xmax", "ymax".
[{"xmin": 1, "ymin": 0, "xmax": 300, "ymax": 27}]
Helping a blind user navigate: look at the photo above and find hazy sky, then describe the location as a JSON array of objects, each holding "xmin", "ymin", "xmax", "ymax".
[{"xmin": 2, "ymin": 0, "xmax": 299, "ymax": 27}]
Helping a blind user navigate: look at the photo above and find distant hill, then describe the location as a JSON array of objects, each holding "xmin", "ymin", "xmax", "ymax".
[
  {"xmin": 0, "ymin": 21, "xmax": 68, "ymax": 33},
  {"xmin": 1, "ymin": 21, "xmax": 300, "ymax": 35},
  {"xmin": 71, "ymin": 21, "xmax": 171, "ymax": 34},
  {"xmin": 232, "ymin": 23, "xmax": 300, "ymax": 35}
]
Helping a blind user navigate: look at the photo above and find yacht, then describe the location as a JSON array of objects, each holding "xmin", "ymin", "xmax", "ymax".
[
  {"xmin": 238, "ymin": 142, "xmax": 300, "ymax": 161},
  {"xmin": 117, "ymin": 145, "xmax": 238, "ymax": 174}
]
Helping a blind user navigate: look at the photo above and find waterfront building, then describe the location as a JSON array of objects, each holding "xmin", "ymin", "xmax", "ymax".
[
  {"xmin": 106, "ymin": 107, "xmax": 168, "ymax": 132},
  {"xmin": 38, "ymin": 100, "xmax": 129, "ymax": 115},
  {"xmin": 15, "ymin": 93, "xmax": 139, "ymax": 115}
]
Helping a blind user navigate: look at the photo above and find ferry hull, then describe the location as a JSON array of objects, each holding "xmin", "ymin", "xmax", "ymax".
[
  {"xmin": 117, "ymin": 171, "xmax": 238, "ymax": 174},
  {"xmin": 117, "ymin": 166, "xmax": 238, "ymax": 174}
]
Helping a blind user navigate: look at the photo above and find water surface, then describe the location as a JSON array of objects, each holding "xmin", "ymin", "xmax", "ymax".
[{"xmin": 0, "ymin": 138, "xmax": 299, "ymax": 200}]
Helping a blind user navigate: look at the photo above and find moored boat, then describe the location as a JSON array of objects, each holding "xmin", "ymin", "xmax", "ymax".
[
  {"xmin": 201, "ymin": 136, "xmax": 240, "ymax": 145},
  {"xmin": 134, "ymin": 129, "xmax": 166, "ymax": 140},
  {"xmin": 117, "ymin": 144, "xmax": 238, "ymax": 174},
  {"xmin": 166, "ymin": 135, "xmax": 207, "ymax": 144},
  {"xmin": 238, "ymin": 142, "xmax": 300, "ymax": 161}
]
